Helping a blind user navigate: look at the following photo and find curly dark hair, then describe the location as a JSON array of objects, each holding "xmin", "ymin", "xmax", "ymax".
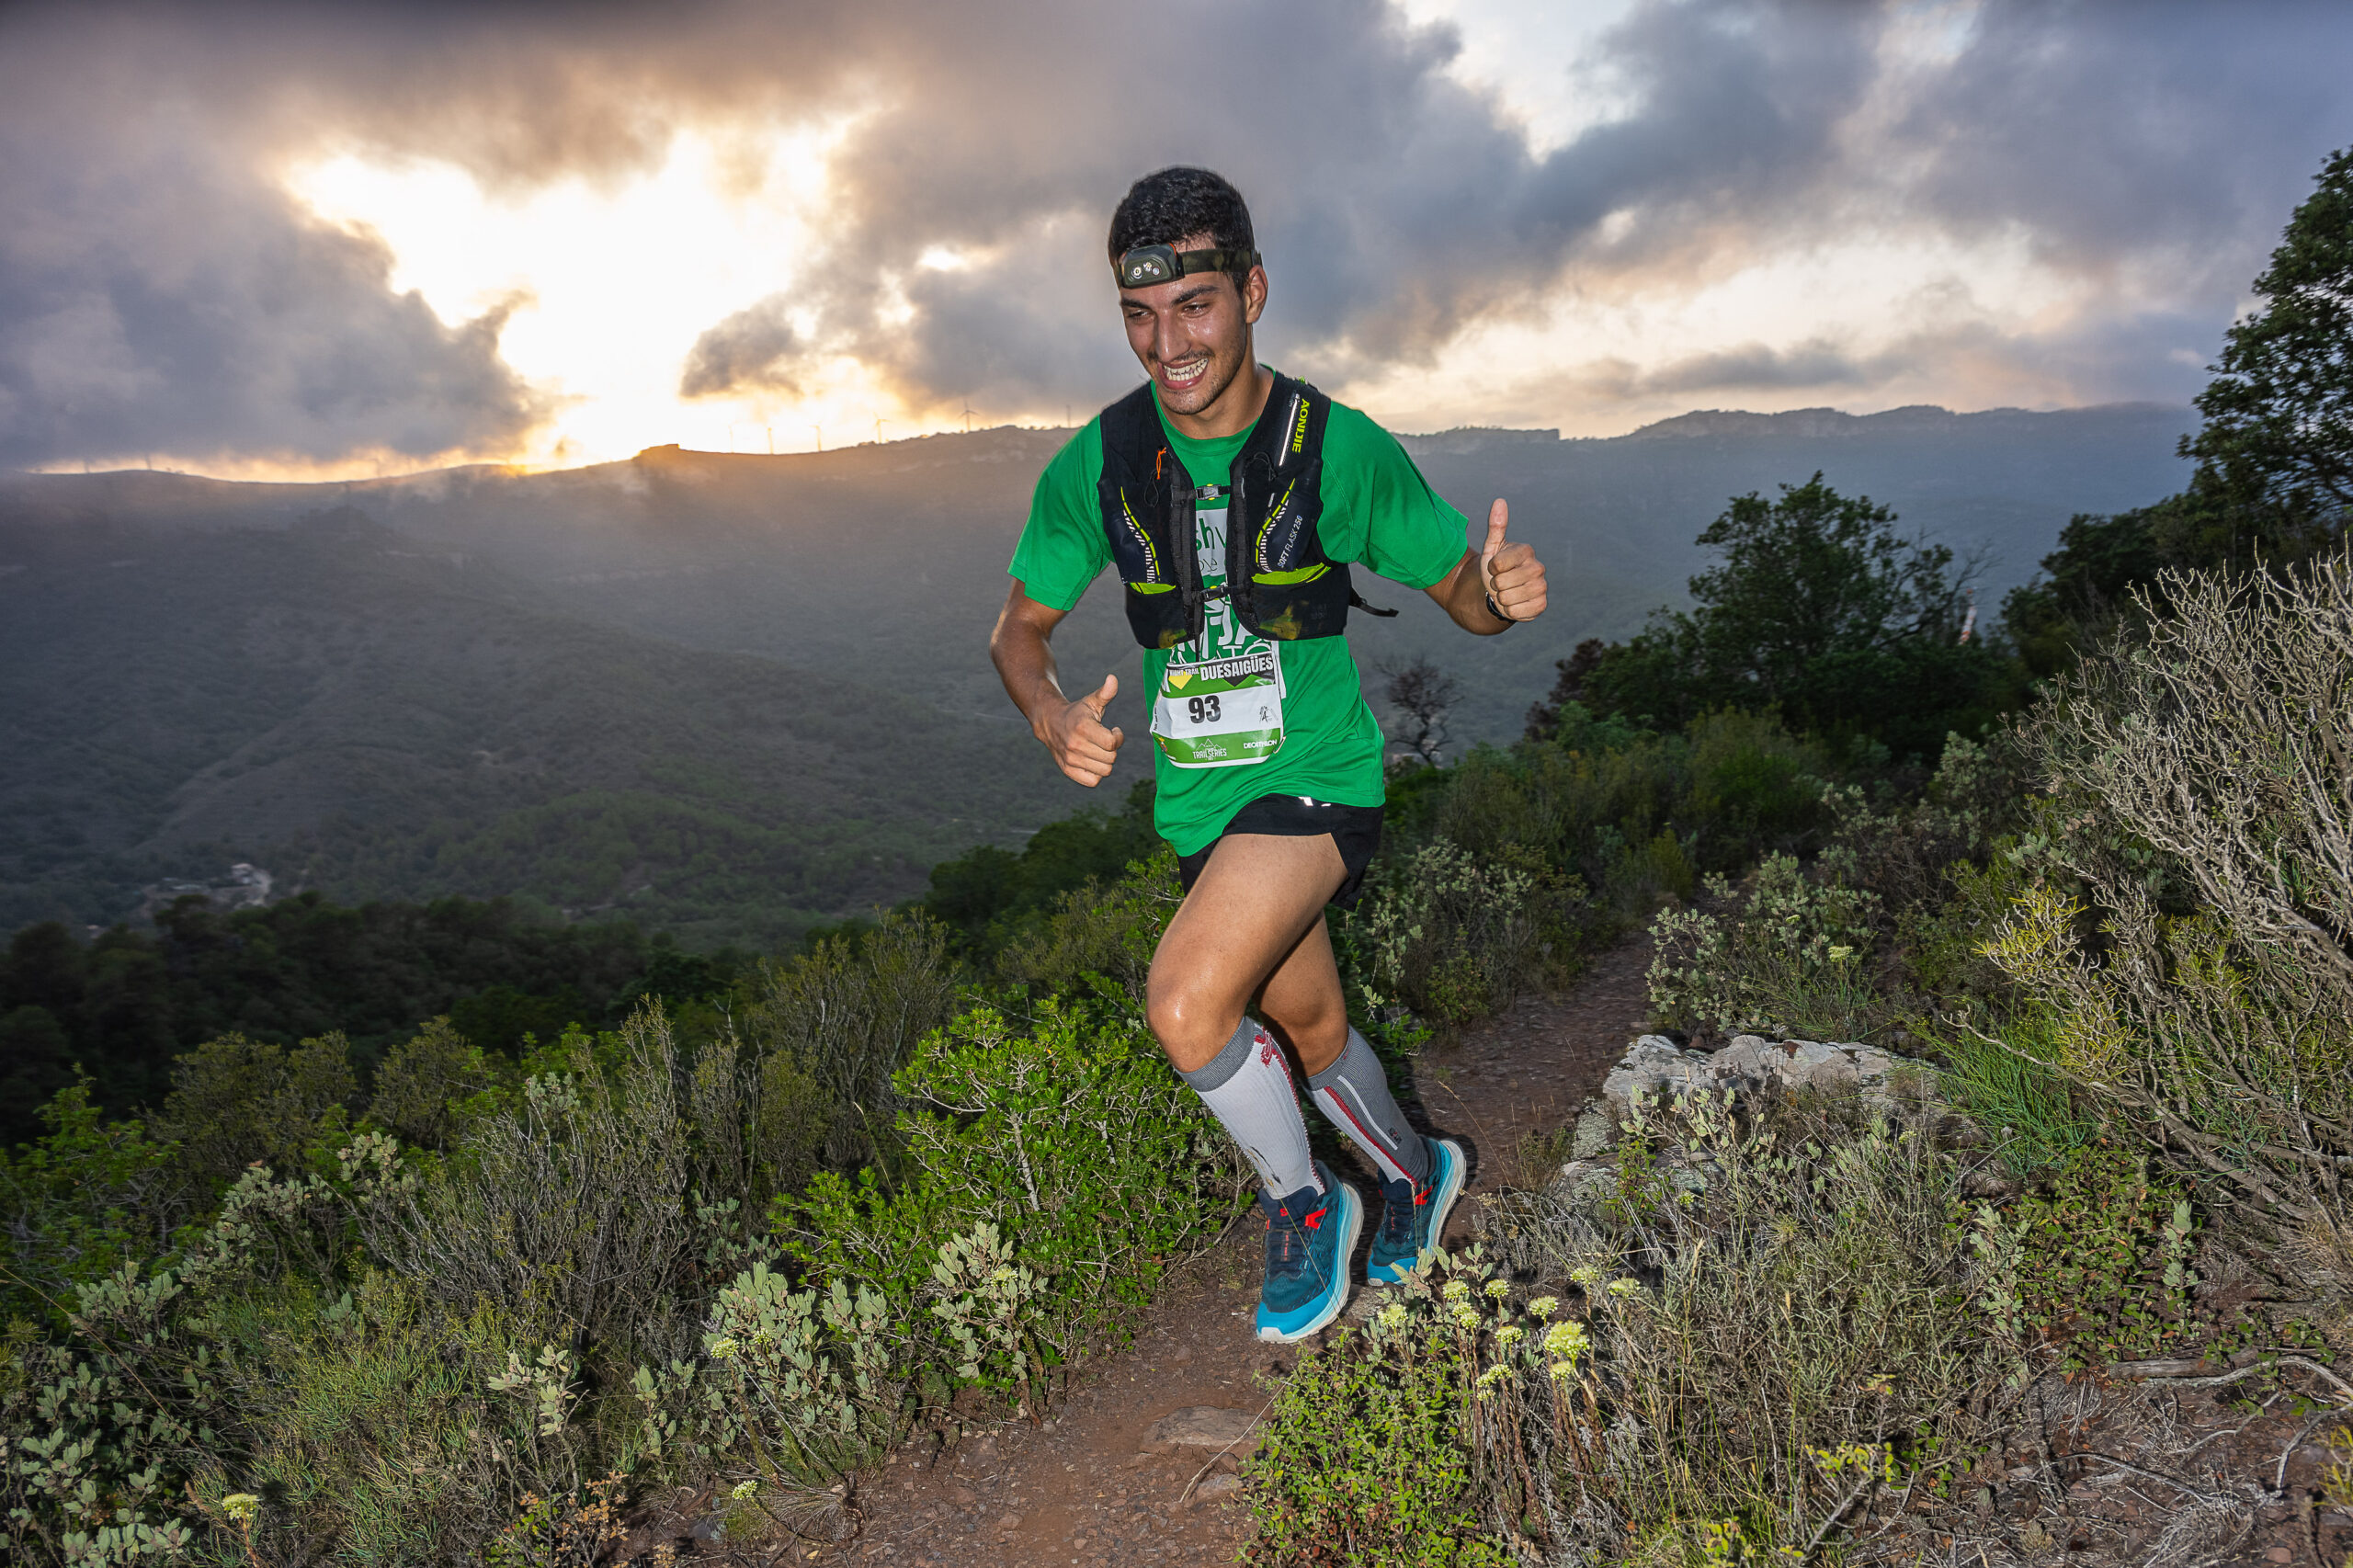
[{"xmin": 1106, "ymin": 167, "xmax": 1256, "ymax": 289}]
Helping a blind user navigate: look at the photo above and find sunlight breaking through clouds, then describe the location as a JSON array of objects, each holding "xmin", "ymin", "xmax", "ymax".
[
  {"xmin": 2, "ymin": 0, "xmax": 2349, "ymax": 476},
  {"xmin": 286, "ymin": 123, "xmax": 886, "ymax": 467}
]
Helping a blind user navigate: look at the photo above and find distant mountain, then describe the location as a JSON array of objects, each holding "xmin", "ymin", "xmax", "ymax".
[{"xmin": 0, "ymin": 400, "xmax": 2194, "ymax": 936}]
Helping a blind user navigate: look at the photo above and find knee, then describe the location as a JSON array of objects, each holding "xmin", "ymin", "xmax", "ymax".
[{"xmin": 1146, "ymin": 976, "xmax": 1239, "ymax": 1073}]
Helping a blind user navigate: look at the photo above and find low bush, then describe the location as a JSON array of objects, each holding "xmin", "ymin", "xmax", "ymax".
[
  {"xmin": 993, "ymin": 846, "xmax": 1182, "ymax": 1003},
  {"xmin": 789, "ymin": 998, "xmax": 1249, "ymax": 1398},
  {"xmin": 1345, "ymin": 838, "xmax": 1575, "ymax": 1028},
  {"xmin": 1979, "ymin": 550, "xmax": 2353, "ymax": 1298},
  {"xmin": 1268, "ymin": 1089, "xmax": 1995, "ymax": 1563},
  {"xmin": 731, "ymin": 909, "xmax": 962, "ymax": 1174},
  {"xmin": 1646, "ymin": 855, "xmax": 1884, "ymax": 1044},
  {"xmin": 1241, "ymin": 1255, "xmax": 1531, "ymax": 1567}
]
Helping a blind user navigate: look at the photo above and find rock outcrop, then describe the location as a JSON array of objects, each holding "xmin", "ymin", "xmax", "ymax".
[{"xmin": 1601, "ymin": 1032, "xmax": 1929, "ymax": 1118}]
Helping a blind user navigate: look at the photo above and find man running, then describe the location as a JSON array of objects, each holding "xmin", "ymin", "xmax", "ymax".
[{"xmin": 990, "ymin": 166, "xmax": 1549, "ymax": 1342}]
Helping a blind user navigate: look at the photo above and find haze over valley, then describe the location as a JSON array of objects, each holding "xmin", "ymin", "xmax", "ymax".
[{"xmin": 1, "ymin": 399, "xmax": 2191, "ymax": 938}]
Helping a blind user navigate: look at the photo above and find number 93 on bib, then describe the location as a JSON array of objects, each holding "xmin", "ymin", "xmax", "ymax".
[{"xmin": 1151, "ymin": 647, "xmax": 1286, "ymax": 768}]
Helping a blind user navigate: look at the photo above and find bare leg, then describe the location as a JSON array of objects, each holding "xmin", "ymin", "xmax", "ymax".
[
  {"xmin": 1254, "ymin": 914, "xmax": 1348, "ymax": 1076},
  {"xmin": 1147, "ymin": 833, "xmax": 1346, "ymax": 1074}
]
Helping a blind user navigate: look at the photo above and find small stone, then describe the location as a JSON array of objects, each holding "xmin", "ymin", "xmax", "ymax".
[
  {"xmin": 951, "ymin": 1485, "xmax": 976, "ymax": 1506},
  {"xmin": 1197, "ymin": 1474, "xmax": 1243, "ymax": 1499},
  {"xmin": 1172, "ymin": 1346, "xmax": 1193, "ymax": 1364},
  {"xmin": 1146, "ymin": 1405, "xmax": 1261, "ymax": 1449},
  {"xmin": 2267, "ymin": 1549, "xmax": 2295, "ymax": 1563},
  {"xmin": 997, "ymin": 1512, "xmax": 1023, "ymax": 1530}
]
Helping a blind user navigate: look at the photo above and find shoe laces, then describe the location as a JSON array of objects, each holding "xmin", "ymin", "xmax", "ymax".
[
  {"xmin": 1380, "ymin": 1176, "xmax": 1427, "ymax": 1245},
  {"xmin": 1264, "ymin": 1197, "xmax": 1326, "ymax": 1282}
]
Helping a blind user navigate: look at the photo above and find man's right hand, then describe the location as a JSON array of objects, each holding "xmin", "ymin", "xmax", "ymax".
[{"xmin": 1042, "ymin": 673, "xmax": 1124, "ymax": 787}]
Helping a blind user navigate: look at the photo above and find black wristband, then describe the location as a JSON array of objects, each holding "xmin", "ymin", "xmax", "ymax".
[{"xmin": 1484, "ymin": 589, "xmax": 1518, "ymax": 628}]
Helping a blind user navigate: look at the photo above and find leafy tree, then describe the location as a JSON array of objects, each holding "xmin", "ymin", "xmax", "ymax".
[
  {"xmin": 2005, "ymin": 146, "xmax": 2353, "ymax": 665},
  {"xmin": 2185, "ymin": 143, "xmax": 2353, "ymax": 544},
  {"xmin": 2000, "ymin": 505, "xmax": 2170, "ymax": 678},
  {"xmin": 1545, "ymin": 475, "xmax": 2007, "ymax": 759}
]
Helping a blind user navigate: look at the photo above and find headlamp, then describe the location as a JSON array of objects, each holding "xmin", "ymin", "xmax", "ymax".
[{"xmin": 1114, "ymin": 244, "xmax": 1261, "ymax": 290}]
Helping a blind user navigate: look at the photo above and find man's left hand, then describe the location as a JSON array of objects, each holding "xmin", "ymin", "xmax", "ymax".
[{"xmin": 1479, "ymin": 499, "xmax": 1547, "ymax": 622}]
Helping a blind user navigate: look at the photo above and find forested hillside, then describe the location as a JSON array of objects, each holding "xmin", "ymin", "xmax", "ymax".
[
  {"xmin": 0, "ymin": 402, "xmax": 2191, "ymax": 934},
  {"xmin": 0, "ymin": 506, "xmax": 1060, "ymax": 941}
]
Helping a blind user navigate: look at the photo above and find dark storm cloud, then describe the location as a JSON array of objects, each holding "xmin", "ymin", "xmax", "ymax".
[
  {"xmin": 3, "ymin": 0, "xmax": 2349, "ymax": 467},
  {"xmin": 0, "ymin": 7, "xmax": 551, "ymax": 470},
  {"xmin": 680, "ymin": 300, "xmax": 804, "ymax": 398},
  {"xmin": 1884, "ymin": 1, "xmax": 2353, "ymax": 294}
]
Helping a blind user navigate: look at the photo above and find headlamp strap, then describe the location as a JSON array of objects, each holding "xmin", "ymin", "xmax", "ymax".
[{"xmin": 1114, "ymin": 244, "xmax": 1262, "ymax": 290}]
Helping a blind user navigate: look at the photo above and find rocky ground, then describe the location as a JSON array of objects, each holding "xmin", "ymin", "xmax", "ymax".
[{"xmin": 686, "ymin": 934, "xmax": 2353, "ymax": 1566}]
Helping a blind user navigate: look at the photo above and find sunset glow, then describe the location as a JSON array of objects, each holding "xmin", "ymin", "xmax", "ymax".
[{"xmin": 5, "ymin": 0, "xmax": 2343, "ymax": 480}]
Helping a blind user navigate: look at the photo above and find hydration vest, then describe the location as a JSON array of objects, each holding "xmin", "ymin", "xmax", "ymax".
[{"xmin": 1095, "ymin": 372, "xmax": 1393, "ymax": 649}]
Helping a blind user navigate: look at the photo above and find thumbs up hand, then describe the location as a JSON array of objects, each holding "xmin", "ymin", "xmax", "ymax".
[
  {"xmin": 1046, "ymin": 672, "xmax": 1125, "ymax": 787},
  {"xmin": 1479, "ymin": 499, "xmax": 1547, "ymax": 624}
]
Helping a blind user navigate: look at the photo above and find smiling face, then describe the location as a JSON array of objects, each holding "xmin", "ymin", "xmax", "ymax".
[{"xmin": 1118, "ymin": 231, "xmax": 1269, "ymax": 438}]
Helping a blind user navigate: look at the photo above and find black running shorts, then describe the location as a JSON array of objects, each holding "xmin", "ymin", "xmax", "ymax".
[{"xmin": 1176, "ymin": 794, "xmax": 1386, "ymax": 910}]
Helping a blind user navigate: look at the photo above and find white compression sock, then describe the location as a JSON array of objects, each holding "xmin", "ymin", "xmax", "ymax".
[
  {"xmin": 1177, "ymin": 1017, "xmax": 1322, "ymax": 1199},
  {"xmin": 1308, "ymin": 1028, "xmax": 1431, "ymax": 1189}
]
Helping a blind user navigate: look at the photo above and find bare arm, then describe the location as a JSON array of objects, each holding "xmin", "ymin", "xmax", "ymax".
[
  {"xmin": 1425, "ymin": 498, "xmax": 1548, "ymax": 633},
  {"xmin": 990, "ymin": 580, "xmax": 1127, "ymax": 787}
]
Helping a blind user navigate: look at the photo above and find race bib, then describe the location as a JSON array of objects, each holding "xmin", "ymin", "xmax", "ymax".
[
  {"xmin": 1153, "ymin": 647, "xmax": 1285, "ymax": 767},
  {"xmin": 1150, "ymin": 480, "xmax": 1285, "ymax": 769}
]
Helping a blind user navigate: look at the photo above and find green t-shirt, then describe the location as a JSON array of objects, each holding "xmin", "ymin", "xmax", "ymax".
[{"xmin": 1008, "ymin": 375, "xmax": 1470, "ymax": 855}]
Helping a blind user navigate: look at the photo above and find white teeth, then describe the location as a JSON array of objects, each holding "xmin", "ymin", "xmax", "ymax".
[{"xmin": 1165, "ymin": 359, "xmax": 1207, "ymax": 385}]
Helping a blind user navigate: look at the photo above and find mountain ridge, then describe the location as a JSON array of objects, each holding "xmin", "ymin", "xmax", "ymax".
[{"xmin": 2, "ymin": 400, "xmax": 2198, "ymax": 936}]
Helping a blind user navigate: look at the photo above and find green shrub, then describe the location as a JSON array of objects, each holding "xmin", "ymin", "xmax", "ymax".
[
  {"xmin": 1474, "ymin": 1089, "xmax": 1995, "ymax": 1562},
  {"xmin": 788, "ymin": 999, "xmax": 1247, "ymax": 1394},
  {"xmin": 193, "ymin": 1271, "xmax": 584, "ymax": 1567},
  {"xmin": 1963, "ymin": 1148, "xmax": 2207, "ymax": 1369},
  {"xmin": 733, "ymin": 910, "xmax": 961, "ymax": 1170},
  {"xmin": 1347, "ymin": 838, "xmax": 1575, "ymax": 1027},
  {"xmin": 2, "ymin": 1265, "xmax": 208, "ymax": 1568},
  {"xmin": 1647, "ymin": 855, "xmax": 1883, "ymax": 1042},
  {"xmin": 147, "ymin": 1031, "xmax": 357, "ymax": 1186},
  {"xmin": 1927, "ymin": 1013, "xmax": 2099, "ymax": 1175},
  {"xmin": 1241, "ymin": 1261, "xmax": 1520, "ymax": 1566},
  {"xmin": 0, "ymin": 1084, "xmax": 190, "ymax": 1325},
  {"xmin": 634, "ymin": 1262, "xmax": 898, "ymax": 1494},
  {"xmin": 359, "ymin": 1008, "xmax": 735, "ymax": 1370},
  {"xmin": 1680, "ymin": 709, "xmax": 1831, "ymax": 862},
  {"xmin": 366, "ymin": 1017, "xmax": 509, "ymax": 1150},
  {"xmin": 995, "ymin": 846, "xmax": 1182, "ymax": 1003}
]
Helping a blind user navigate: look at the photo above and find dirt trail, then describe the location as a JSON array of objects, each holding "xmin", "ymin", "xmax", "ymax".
[{"xmin": 835, "ymin": 938, "xmax": 1657, "ymax": 1567}]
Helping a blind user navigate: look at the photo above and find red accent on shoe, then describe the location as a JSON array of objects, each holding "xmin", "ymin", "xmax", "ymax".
[
  {"xmin": 1413, "ymin": 1185, "xmax": 1433, "ymax": 1206},
  {"xmin": 1302, "ymin": 1206, "xmax": 1325, "ymax": 1230}
]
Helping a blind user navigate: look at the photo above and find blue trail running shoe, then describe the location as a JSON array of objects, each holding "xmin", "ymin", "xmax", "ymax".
[
  {"xmin": 1254, "ymin": 1162, "xmax": 1360, "ymax": 1344},
  {"xmin": 1365, "ymin": 1135, "xmax": 1465, "ymax": 1287}
]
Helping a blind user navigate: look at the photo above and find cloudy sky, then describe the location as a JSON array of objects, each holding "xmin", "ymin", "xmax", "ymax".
[{"xmin": 2, "ymin": 0, "xmax": 2347, "ymax": 477}]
